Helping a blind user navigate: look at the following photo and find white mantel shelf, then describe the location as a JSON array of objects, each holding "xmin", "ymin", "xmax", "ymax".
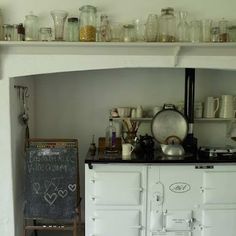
[{"xmin": 1, "ymin": 41, "xmax": 236, "ymax": 78}]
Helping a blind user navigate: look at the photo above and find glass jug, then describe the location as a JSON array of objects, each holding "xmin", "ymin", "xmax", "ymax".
[
  {"xmin": 24, "ymin": 12, "xmax": 39, "ymax": 41},
  {"xmin": 79, "ymin": 5, "xmax": 97, "ymax": 42},
  {"xmin": 159, "ymin": 7, "xmax": 176, "ymax": 42}
]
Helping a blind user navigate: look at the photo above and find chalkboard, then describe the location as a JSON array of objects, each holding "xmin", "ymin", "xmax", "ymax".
[{"xmin": 24, "ymin": 145, "xmax": 78, "ymax": 219}]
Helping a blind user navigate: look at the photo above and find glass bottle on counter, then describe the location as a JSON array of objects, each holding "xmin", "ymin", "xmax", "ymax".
[
  {"xmin": 105, "ymin": 117, "xmax": 117, "ymax": 152},
  {"xmin": 159, "ymin": 7, "xmax": 176, "ymax": 42},
  {"xmin": 79, "ymin": 5, "xmax": 97, "ymax": 42}
]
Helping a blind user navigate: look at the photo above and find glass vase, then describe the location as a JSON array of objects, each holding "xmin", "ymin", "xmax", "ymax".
[{"xmin": 51, "ymin": 10, "xmax": 68, "ymax": 41}]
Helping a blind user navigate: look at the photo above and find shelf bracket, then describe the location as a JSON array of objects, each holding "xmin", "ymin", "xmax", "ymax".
[{"xmin": 173, "ymin": 46, "xmax": 181, "ymax": 67}]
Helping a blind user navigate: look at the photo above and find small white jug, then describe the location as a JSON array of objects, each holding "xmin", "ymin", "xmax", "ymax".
[{"xmin": 203, "ymin": 96, "xmax": 219, "ymax": 118}]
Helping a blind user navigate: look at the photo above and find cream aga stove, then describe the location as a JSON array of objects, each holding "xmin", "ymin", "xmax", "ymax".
[
  {"xmin": 85, "ymin": 163, "xmax": 236, "ymax": 236},
  {"xmin": 1, "ymin": 41, "xmax": 236, "ymax": 236}
]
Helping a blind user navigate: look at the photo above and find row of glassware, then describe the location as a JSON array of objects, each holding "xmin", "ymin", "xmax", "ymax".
[{"xmin": 0, "ymin": 6, "xmax": 236, "ymax": 42}]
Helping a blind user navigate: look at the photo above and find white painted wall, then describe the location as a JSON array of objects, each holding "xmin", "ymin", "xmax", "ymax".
[{"xmin": 10, "ymin": 77, "xmax": 35, "ymax": 236}]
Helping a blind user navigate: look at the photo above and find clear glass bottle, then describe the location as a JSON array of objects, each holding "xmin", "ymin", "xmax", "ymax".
[
  {"xmin": 105, "ymin": 118, "xmax": 117, "ymax": 152},
  {"xmin": 177, "ymin": 11, "xmax": 189, "ymax": 42},
  {"xmin": 100, "ymin": 14, "xmax": 112, "ymax": 42},
  {"xmin": 159, "ymin": 7, "xmax": 176, "ymax": 42},
  {"xmin": 67, "ymin": 17, "xmax": 79, "ymax": 42},
  {"xmin": 79, "ymin": 5, "xmax": 97, "ymax": 42},
  {"xmin": 24, "ymin": 12, "xmax": 39, "ymax": 41},
  {"xmin": 145, "ymin": 14, "xmax": 158, "ymax": 42}
]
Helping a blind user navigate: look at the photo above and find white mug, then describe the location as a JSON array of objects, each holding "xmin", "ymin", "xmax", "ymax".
[
  {"xmin": 219, "ymin": 95, "xmax": 236, "ymax": 118},
  {"xmin": 203, "ymin": 96, "xmax": 219, "ymax": 118},
  {"xmin": 122, "ymin": 143, "xmax": 134, "ymax": 159}
]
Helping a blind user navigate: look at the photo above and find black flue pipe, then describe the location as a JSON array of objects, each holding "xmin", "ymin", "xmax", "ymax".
[{"xmin": 184, "ymin": 68, "xmax": 198, "ymax": 156}]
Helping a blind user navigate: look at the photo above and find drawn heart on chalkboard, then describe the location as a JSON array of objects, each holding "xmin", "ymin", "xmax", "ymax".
[
  {"xmin": 68, "ymin": 184, "xmax": 76, "ymax": 192},
  {"xmin": 44, "ymin": 193, "xmax": 58, "ymax": 206},
  {"xmin": 33, "ymin": 182, "xmax": 40, "ymax": 194},
  {"xmin": 58, "ymin": 189, "xmax": 68, "ymax": 198}
]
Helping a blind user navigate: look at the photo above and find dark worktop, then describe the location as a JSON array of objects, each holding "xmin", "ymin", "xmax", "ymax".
[{"xmin": 85, "ymin": 149, "xmax": 236, "ymax": 166}]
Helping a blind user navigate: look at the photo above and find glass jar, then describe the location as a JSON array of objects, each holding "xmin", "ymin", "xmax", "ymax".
[
  {"xmin": 67, "ymin": 17, "xmax": 79, "ymax": 42},
  {"xmin": 211, "ymin": 26, "xmax": 220, "ymax": 42},
  {"xmin": 3, "ymin": 24, "xmax": 12, "ymax": 41},
  {"xmin": 17, "ymin": 23, "xmax": 25, "ymax": 41},
  {"xmin": 79, "ymin": 5, "xmax": 97, "ymax": 42},
  {"xmin": 228, "ymin": 25, "xmax": 236, "ymax": 42},
  {"xmin": 24, "ymin": 13, "xmax": 39, "ymax": 41},
  {"xmin": 123, "ymin": 24, "xmax": 136, "ymax": 42},
  {"xmin": 39, "ymin": 27, "xmax": 52, "ymax": 41},
  {"xmin": 219, "ymin": 19, "xmax": 229, "ymax": 42},
  {"xmin": 159, "ymin": 7, "xmax": 176, "ymax": 42}
]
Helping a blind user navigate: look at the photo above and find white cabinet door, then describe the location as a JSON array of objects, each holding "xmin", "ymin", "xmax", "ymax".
[
  {"xmin": 202, "ymin": 209, "xmax": 236, "ymax": 236},
  {"xmin": 93, "ymin": 171, "xmax": 141, "ymax": 205},
  {"xmin": 94, "ymin": 209, "xmax": 141, "ymax": 236},
  {"xmin": 203, "ymin": 171, "xmax": 236, "ymax": 204}
]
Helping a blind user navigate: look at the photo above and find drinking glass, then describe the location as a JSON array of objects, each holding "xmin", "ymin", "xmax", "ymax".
[
  {"xmin": 133, "ymin": 19, "xmax": 145, "ymax": 42},
  {"xmin": 51, "ymin": 10, "xmax": 68, "ymax": 41},
  {"xmin": 202, "ymin": 19, "xmax": 212, "ymax": 42},
  {"xmin": 190, "ymin": 20, "xmax": 202, "ymax": 42}
]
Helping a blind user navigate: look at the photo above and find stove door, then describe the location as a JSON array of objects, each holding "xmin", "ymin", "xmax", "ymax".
[
  {"xmin": 203, "ymin": 171, "xmax": 236, "ymax": 204},
  {"xmin": 94, "ymin": 209, "xmax": 141, "ymax": 236},
  {"xmin": 202, "ymin": 209, "xmax": 236, "ymax": 236}
]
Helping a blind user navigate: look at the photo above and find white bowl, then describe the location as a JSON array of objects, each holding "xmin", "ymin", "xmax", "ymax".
[{"xmin": 117, "ymin": 107, "xmax": 131, "ymax": 117}]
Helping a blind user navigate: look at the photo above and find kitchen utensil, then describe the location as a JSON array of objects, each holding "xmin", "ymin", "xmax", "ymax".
[
  {"xmin": 161, "ymin": 143, "xmax": 185, "ymax": 156},
  {"xmin": 203, "ymin": 96, "xmax": 219, "ymax": 118},
  {"xmin": 151, "ymin": 104, "xmax": 188, "ymax": 144}
]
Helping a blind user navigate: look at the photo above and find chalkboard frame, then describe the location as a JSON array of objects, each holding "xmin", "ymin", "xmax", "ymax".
[{"xmin": 24, "ymin": 138, "xmax": 80, "ymax": 221}]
